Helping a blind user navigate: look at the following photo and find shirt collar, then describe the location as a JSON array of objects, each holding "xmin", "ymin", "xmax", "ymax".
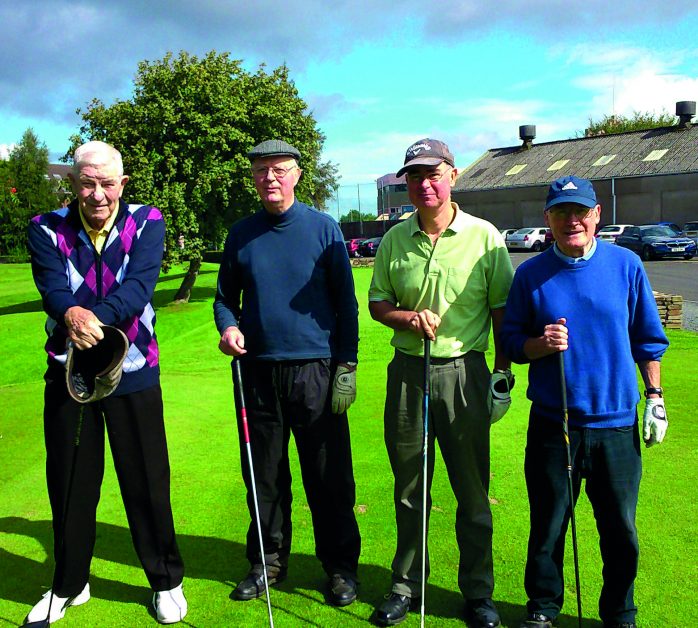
[
  {"xmin": 553, "ymin": 237, "xmax": 597, "ymax": 263},
  {"xmin": 409, "ymin": 202, "xmax": 464, "ymax": 235}
]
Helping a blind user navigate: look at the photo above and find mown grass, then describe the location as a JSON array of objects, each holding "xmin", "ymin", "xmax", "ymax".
[{"xmin": 0, "ymin": 263, "xmax": 696, "ymax": 627}]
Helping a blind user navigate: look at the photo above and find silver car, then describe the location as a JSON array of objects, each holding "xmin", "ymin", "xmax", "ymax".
[{"xmin": 506, "ymin": 227, "xmax": 550, "ymax": 252}]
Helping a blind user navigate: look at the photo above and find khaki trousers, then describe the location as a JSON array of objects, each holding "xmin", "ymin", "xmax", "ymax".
[{"xmin": 384, "ymin": 349, "xmax": 494, "ymax": 599}]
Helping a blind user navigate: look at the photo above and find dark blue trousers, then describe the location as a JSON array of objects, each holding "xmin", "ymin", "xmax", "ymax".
[
  {"xmin": 233, "ymin": 358, "xmax": 361, "ymax": 579},
  {"xmin": 523, "ymin": 414, "xmax": 641, "ymax": 625}
]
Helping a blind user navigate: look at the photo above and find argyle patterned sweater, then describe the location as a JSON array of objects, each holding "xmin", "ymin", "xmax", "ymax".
[{"xmin": 28, "ymin": 199, "xmax": 165, "ymax": 395}]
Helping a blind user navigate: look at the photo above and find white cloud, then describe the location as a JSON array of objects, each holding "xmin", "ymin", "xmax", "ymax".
[{"xmin": 0, "ymin": 144, "xmax": 16, "ymax": 160}]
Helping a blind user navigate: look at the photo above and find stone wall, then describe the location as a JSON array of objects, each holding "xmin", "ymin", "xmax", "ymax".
[{"xmin": 653, "ymin": 292, "xmax": 683, "ymax": 329}]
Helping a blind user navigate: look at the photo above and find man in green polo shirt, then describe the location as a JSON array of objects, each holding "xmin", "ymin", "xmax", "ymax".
[{"xmin": 369, "ymin": 139, "xmax": 514, "ymax": 627}]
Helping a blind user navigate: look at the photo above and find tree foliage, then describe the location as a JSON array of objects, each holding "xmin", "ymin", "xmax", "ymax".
[
  {"xmin": 578, "ymin": 111, "xmax": 677, "ymax": 137},
  {"xmin": 339, "ymin": 209, "xmax": 376, "ymax": 223},
  {"xmin": 0, "ymin": 129, "xmax": 57, "ymax": 258},
  {"xmin": 70, "ymin": 50, "xmax": 339, "ymax": 301}
]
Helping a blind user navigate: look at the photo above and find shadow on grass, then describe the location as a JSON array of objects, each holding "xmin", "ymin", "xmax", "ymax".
[
  {"xmin": 151, "ymin": 285, "xmax": 217, "ymax": 308},
  {"xmin": 156, "ymin": 269, "xmax": 218, "ymax": 286},
  {"xmin": 0, "ymin": 516, "xmax": 601, "ymax": 627},
  {"xmin": 0, "ymin": 299, "xmax": 44, "ymax": 316}
]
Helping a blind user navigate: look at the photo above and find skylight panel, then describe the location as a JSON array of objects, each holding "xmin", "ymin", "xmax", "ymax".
[
  {"xmin": 506, "ymin": 164, "xmax": 527, "ymax": 176},
  {"xmin": 592, "ymin": 154, "xmax": 617, "ymax": 166},
  {"xmin": 547, "ymin": 159, "xmax": 570, "ymax": 171},
  {"xmin": 643, "ymin": 149, "xmax": 668, "ymax": 161}
]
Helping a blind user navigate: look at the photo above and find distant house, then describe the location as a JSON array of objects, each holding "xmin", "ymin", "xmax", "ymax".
[
  {"xmin": 376, "ymin": 173, "xmax": 414, "ymax": 220},
  {"xmin": 452, "ymin": 101, "xmax": 698, "ymax": 229}
]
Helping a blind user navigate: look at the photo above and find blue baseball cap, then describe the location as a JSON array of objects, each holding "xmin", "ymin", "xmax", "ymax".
[{"xmin": 545, "ymin": 175, "xmax": 597, "ymax": 210}]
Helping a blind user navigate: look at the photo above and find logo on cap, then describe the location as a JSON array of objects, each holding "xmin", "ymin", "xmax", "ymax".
[{"xmin": 562, "ymin": 181, "xmax": 578, "ymax": 191}]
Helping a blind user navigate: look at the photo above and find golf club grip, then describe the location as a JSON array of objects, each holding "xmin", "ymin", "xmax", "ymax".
[{"xmin": 558, "ymin": 351, "xmax": 568, "ymax": 412}]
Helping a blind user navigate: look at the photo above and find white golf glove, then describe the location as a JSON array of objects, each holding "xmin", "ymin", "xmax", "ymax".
[
  {"xmin": 643, "ymin": 397, "xmax": 668, "ymax": 447},
  {"xmin": 331, "ymin": 363, "xmax": 357, "ymax": 414},
  {"xmin": 488, "ymin": 369, "xmax": 515, "ymax": 424}
]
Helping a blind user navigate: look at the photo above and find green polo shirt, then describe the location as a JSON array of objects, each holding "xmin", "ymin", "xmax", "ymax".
[{"xmin": 369, "ymin": 204, "xmax": 513, "ymax": 358}]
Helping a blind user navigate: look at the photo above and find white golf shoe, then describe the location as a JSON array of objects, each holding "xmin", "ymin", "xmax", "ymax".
[
  {"xmin": 153, "ymin": 583, "xmax": 188, "ymax": 624},
  {"xmin": 25, "ymin": 583, "xmax": 90, "ymax": 624}
]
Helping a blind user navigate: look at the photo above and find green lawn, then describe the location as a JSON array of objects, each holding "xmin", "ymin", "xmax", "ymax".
[{"xmin": 1, "ymin": 263, "xmax": 696, "ymax": 627}]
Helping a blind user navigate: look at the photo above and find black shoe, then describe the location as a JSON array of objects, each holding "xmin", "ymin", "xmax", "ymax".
[
  {"xmin": 604, "ymin": 623, "xmax": 637, "ymax": 628},
  {"xmin": 519, "ymin": 612, "xmax": 554, "ymax": 628},
  {"xmin": 373, "ymin": 592, "xmax": 415, "ymax": 626},
  {"xmin": 465, "ymin": 598, "xmax": 501, "ymax": 628},
  {"xmin": 230, "ymin": 565, "xmax": 286, "ymax": 601},
  {"xmin": 328, "ymin": 573, "xmax": 357, "ymax": 606}
]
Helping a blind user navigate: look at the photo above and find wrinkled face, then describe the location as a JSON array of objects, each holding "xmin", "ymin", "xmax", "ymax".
[
  {"xmin": 69, "ymin": 161, "xmax": 128, "ymax": 230},
  {"xmin": 251, "ymin": 156, "xmax": 301, "ymax": 213},
  {"xmin": 545, "ymin": 202, "xmax": 601, "ymax": 257},
  {"xmin": 405, "ymin": 163, "xmax": 457, "ymax": 213}
]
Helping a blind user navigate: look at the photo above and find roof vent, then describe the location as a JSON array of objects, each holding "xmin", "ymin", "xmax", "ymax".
[
  {"xmin": 676, "ymin": 101, "xmax": 695, "ymax": 129},
  {"xmin": 519, "ymin": 125, "xmax": 536, "ymax": 150}
]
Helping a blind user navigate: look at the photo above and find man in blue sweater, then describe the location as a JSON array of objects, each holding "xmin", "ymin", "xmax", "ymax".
[
  {"xmin": 214, "ymin": 140, "xmax": 361, "ymax": 607},
  {"xmin": 501, "ymin": 176, "xmax": 669, "ymax": 628}
]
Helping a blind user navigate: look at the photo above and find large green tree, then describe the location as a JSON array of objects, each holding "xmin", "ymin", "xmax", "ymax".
[
  {"xmin": 71, "ymin": 50, "xmax": 339, "ymax": 302},
  {"xmin": 0, "ymin": 129, "xmax": 57, "ymax": 257},
  {"xmin": 578, "ymin": 110, "xmax": 677, "ymax": 137}
]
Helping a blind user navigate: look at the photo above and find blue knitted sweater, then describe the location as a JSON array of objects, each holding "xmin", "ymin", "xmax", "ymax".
[
  {"xmin": 500, "ymin": 242, "xmax": 668, "ymax": 427},
  {"xmin": 213, "ymin": 201, "xmax": 359, "ymax": 362}
]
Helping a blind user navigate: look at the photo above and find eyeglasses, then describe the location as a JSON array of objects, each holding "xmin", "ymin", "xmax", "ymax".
[
  {"xmin": 546, "ymin": 205, "xmax": 596, "ymax": 220},
  {"xmin": 406, "ymin": 168, "xmax": 452, "ymax": 184},
  {"xmin": 251, "ymin": 166, "xmax": 297, "ymax": 179}
]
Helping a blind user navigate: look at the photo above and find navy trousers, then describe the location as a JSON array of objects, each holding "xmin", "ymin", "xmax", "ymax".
[
  {"xmin": 44, "ymin": 371, "xmax": 184, "ymax": 597},
  {"xmin": 233, "ymin": 359, "xmax": 361, "ymax": 579},
  {"xmin": 524, "ymin": 414, "xmax": 642, "ymax": 625}
]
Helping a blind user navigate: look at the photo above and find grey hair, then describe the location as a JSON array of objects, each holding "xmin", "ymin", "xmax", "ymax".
[{"xmin": 72, "ymin": 141, "xmax": 124, "ymax": 176}]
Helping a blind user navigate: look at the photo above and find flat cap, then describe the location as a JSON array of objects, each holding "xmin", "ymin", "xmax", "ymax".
[{"xmin": 247, "ymin": 139, "xmax": 301, "ymax": 162}]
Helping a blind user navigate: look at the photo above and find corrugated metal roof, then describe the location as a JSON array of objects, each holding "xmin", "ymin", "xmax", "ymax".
[{"xmin": 454, "ymin": 124, "xmax": 698, "ymax": 192}]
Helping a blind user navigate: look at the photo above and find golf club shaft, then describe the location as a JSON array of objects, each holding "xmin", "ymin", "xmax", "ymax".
[
  {"xmin": 234, "ymin": 360, "xmax": 275, "ymax": 628},
  {"xmin": 559, "ymin": 352, "xmax": 582, "ymax": 628},
  {"xmin": 420, "ymin": 336, "xmax": 431, "ymax": 628},
  {"xmin": 25, "ymin": 406, "xmax": 86, "ymax": 628}
]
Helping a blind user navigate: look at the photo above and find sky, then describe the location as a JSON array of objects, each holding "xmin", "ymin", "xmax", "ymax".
[{"xmin": 2, "ymin": 0, "xmax": 698, "ymax": 214}]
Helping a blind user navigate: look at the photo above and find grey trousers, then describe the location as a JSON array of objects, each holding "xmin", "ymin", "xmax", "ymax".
[{"xmin": 384, "ymin": 349, "xmax": 494, "ymax": 599}]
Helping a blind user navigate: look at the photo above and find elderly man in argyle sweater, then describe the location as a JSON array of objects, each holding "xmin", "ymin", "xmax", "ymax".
[{"xmin": 26, "ymin": 141, "xmax": 187, "ymax": 625}]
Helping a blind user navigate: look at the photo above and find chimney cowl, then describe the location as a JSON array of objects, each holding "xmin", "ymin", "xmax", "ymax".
[
  {"xmin": 519, "ymin": 125, "xmax": 536, "ymax": 150},
  {"xmin": 676, "ymin": 101, "xmax": 696, "ymax": 129}
]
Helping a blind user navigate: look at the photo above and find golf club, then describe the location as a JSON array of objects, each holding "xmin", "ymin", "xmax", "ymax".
[
  {"xmin": 25, "ymin": 406, "xmax": 86, "ymax": 628},
  {"xmin": 234, "ymin": 359, "xmax": 275, "ymax": 628},
  {"xmin": 420, "ymin": 335, "xmax": 431, "ymax": 628},
  {"xmin": 559, "ymin": 351, "xmax": 582, "ymax": 628}
]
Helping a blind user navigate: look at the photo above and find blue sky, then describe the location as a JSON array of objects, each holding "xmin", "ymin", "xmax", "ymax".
[{"xmin": 2, "ymin": 1, "xmax": 698, "ymax": 213}]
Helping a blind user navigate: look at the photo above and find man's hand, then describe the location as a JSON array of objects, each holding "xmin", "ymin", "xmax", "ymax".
[
  {"xmin": 408, "ymin": 308, "xmax": 441, "ymax": 341},
  {"xmin": 331, "ymin": 363, "xmax": 357, "ymax": 414},
  {"xmin": 219, "ymin": 326, "xmax": 247, "ymax": 357},
  {"xmin": 643, "ymin": 397, "xmax": 668, "ymax": 447},
  {"xmin": 488, "ymin": 368, "xmax": 515, "ymax": 424},
  {"xmin": 524, "ymin": 317, "xmax": 568, "ymax": 360},
  {"xmin": 64, "ymin": 306, "xmax": 104, "ymax": 350}
]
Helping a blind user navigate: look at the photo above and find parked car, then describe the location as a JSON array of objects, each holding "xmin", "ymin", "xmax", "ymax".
[
  {"xmin": 499, "ymin": 228, "xmax": 518, "ymax": 242},
  {"xmin": 657, "ymin": 221, "xmax": 682, "ymax": 234},
  {"xmin": 357, "ymin": 236, "xmax": 382, "ymax": 257},
  {"xmin": 506, "ymin": 227, "xmax": 550, "ymax": 252},
  {"xmin": 344, "ymin": 238, "xmax": 366, "ymax": 257},
  {"xmin": 615, "ymin": 225, "xmax": 697, "ymax": 260},
  {"xmin": 596, "ymin": 224, "xmax": 633, "ymax": 243},
  {"xmin": 542, "ymin": 229, "xmax": 554, "ymax": 250},
  {"xmin": 681, "ymin": 221, "xmax": 698, "ymax": 246}
]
